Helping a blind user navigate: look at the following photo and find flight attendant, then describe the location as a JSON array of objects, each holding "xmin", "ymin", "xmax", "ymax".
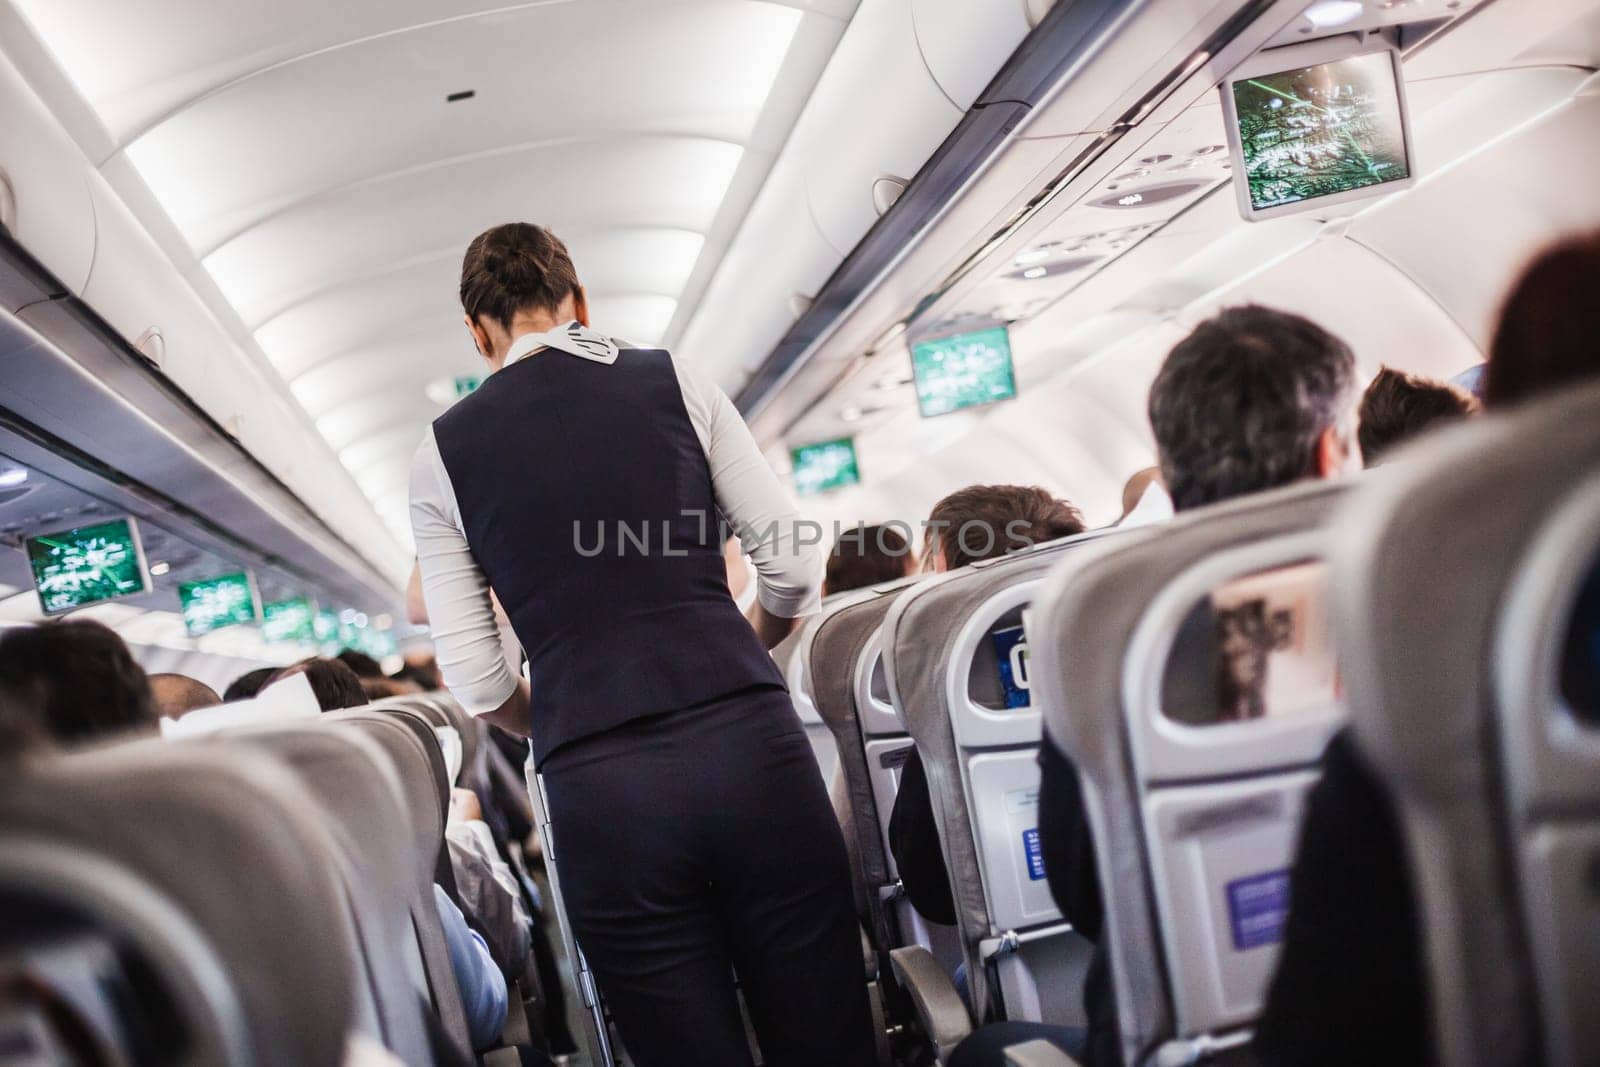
[{"xmin": 410, "ymin": 222, "xmax": 876, "ymax": 1066}]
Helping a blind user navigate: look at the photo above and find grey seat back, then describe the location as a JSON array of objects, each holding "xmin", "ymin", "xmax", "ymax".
[
  {"xmin": 0, "ymin": 741, "xmax": 360, "ymax": 1066},
  {"xmin": 802, "ymin": 577, "xmax": 924, "ymax": 955},
  {"xmin": 1031, "ymin": 482, "xmax": 1348, "ymax": 1064},
  {"xmin": 1330, "ymin": 382, "xmax": 1600, "ymax": 1067},
  {"xmin": 218, "ymin": 723, "xmax": 438, "ymax": 1065},
  {"xmin": 324, "ymin": 708, "xmax": 471, "ymax": 1052},
  {"xmin": 881, "ymin": 533, "xmax": 1116, "ymax": 1025},
  {"xmin": 774, "ymin": 625, "xmax": 839, "ymax": 786}
]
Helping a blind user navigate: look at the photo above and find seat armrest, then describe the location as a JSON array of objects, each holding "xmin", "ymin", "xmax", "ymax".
[
  {"xmin": 889, "ymin": 944, "xmax": 973, "ymax": 1065},
  {"xmin": 860, "ymin": 925, "xmax": 879, "ymax": 981},
  {"xmin": 1004, "ymin": 1038, "xmax": 1083, "ymax": 1067}
]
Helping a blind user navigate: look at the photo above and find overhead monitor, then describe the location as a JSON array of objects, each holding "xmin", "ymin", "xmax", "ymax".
[
  {"xmin": 790, "ymin": 437, "xmax": 861, "ymax": 496},
  {"xmin": 261, "ymin": 597, "xmax": 318, "ymax": 644},
  {"xmin": 178, "ymin": 571, "xmax": 260, "ymax": 636},
  {"xmin": 1221, "ymin": 38, "xmax": 1415, "ymax": 220},
  {"xmin": 25, "ymin": 517, "xmax": 151, "ymax": 615},
  {"xmin": 911, "ymin": 326, "xmax": 1018, "ymax": 418}
]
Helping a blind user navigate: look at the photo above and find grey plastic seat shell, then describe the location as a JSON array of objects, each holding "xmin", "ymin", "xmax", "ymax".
[
  {"xmin": 1329, "ymin": 381, "xmax": 1600, "ymax": 1067},
  {"xmin": 217, "ymin": 722, "xmax": 441, "ymax": 1065},
  {"xmin": 0, "ymin": 740, "xmax": 360, "ymax": 1067},
  {"xmin": 325, "ymin": 707, "xmax": 472, "ymax": 1052},
  {"xmin": 1029, "ymin": 481, "xmax": 1348, "ymax": 1066},
  {"xmin": 800, "ymin": 576, "xmax": 923, "ymax": 950},
  {"xmin": 881, "ymin": 532, "xmax": 1117, "ymax": 1025}
]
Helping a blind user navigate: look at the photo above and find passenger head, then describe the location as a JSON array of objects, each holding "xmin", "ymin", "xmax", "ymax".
[
  {"xmin": 335, "ymin": 649, "xmax": 384, "ymax": 679},
  {"xmin": 1485, "ymin": 229, "xmax": 1600, "ymax": 408},
  {"xmin": 267, "ymin": 657, "xmax": 370, "ymax": 712},
  {"xmin": 460, "ymin": 222, "xmax": 584, "ymax": 368},
  {"xmin": 1148, "ymin": 306, "xmax": 1360, "ymax": 511},
  {"xmin": 360, "ymin": 676, "xmax": 422, "ymax": 701},
  {"xmin": 223, "ymin": 666, "xmax": 277, "ymax": 702},
  {"xmin": 1120, "ymin": 466, "xmax": 1163, "ymax": 521},
  {"xmin": 1356, "ymin": 367, "xmax": 1479, "ymax": 466},
  {"xmin": 923, "ymin": 485, "xmax": 1086, "ymax": 572},
  {"xmin": 0, "ymin": 620, "xmax": 156, "ymax": 745},
  {"xmin": 148, "ymin": 673, "xmax": 222, "ymax": 720},
  {"xmin": 823, "ymin": 524, "xmax": 916, "ymax": 596}
]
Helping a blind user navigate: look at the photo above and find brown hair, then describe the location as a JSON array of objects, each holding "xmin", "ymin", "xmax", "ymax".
[
  {"xmin": 925, "ymin": 485, "xmax": 1086, "ymax": 571},
  {"xmin": 1485, "ymin": 229, "xmax": 1600, "ymax": 408},
  {"xmin": 459, "ymin": 222, "xmax": 582, "ymax": 329},
  {"xmin": 824, "ymin": 524, "xmax": 914, "ymax": 596},
  {"xmin": 1357, "ymin": 366, "xmax": 1479, "ymax": 466}
]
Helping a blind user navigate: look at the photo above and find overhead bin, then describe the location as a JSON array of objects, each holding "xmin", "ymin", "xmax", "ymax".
[
  {"xmin": 912, "ymin": 0, "xmax": 1036, "ymax": 110},
  {"xmin": 801, "ymin": 0, "xmax": 967, "ymax": 255},
  {"xmin": 0, "ymin": 49, "xmax": 94, "ymax": 307}
]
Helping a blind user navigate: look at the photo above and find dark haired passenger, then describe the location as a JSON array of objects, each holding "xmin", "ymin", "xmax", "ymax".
[
  {"xmin": 335, "ymin": 648, "xmax": 385, "ymax": 679},
  {"xmin": 223, "ymin": 665, "xmax": 277, "ymax": 702},
  {"xmin": 1017, "ymin": 306, "xmax": 1362, "ymax": 1067},
  {"xmin": 1257, "ymin": 232, "xmax": 1600, "ymax": 1065},
  {"xmin": 266, "ymin": 657, "xmax": 370, "ymax": 712},
  {"xmin": 889, "ymin": 485, "xmax": 1085, "ymax": 928},
  {"xmin": 823, "ymin": 523, "xmax": 916, "ymax": 596},
  {"xmin": 1357, "ymin": 366, "xmax": 1479, "ymax": 466},
  {"xmin": 0, "ymin": 620, "xmax": 158, "ymax": 745},
  {"xmin": 149, "ymin": 672, "xmax": 222, "ymax": 720}
]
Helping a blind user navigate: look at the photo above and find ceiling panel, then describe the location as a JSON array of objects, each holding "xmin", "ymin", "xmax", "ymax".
[{"xmin": 15, "ymin": 0, "xmax": 852, "ymax": 561}]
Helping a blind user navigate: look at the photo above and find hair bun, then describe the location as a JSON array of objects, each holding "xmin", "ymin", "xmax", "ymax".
[{"xmin": 460, "ymin": 222, "xmax": 582, "ymax": 327}]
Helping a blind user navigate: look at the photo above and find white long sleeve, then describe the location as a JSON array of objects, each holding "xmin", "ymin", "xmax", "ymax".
[{"xmin": 669, "ymin": 357, "xmax": 824, "ymax": 618}]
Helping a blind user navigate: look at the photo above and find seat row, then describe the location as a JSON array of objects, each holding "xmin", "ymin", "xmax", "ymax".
[
  {"xmin": 795, "ymin": 381, "xmax": 1600, "ymax": 1066},
  {"xmin": 0, "ymin": 690, "xmax": 535, "ymax": 1067}
]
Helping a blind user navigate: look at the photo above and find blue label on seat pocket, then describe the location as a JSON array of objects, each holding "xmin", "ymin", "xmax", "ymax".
[
  {"xmin": 1226, "ymin": 869, "xmax": 1291, "ymax": 950},
  {"xmin": 1022, "ymin": 828, "xmax": 1045, "ymax": 880}
]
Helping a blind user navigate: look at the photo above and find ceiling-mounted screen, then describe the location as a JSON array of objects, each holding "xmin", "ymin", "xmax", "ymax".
[
  {"xmin": 911, "ymin": 326, "xmax": 1018, "ymax": 417},
  {"xmin": 261, "ymin": 597, "xmax": 318, "ymax": 643},
  {"xmin": 178, "ymin": 571, "xmax": 260, "ymax": 636},
  {"xmin": 790, "ymin": 437, "xmax": 860, "ymax": 496},
  {"xmin": 1221, "ymin": 38, "xmax": 1414, "ymax": 220},
  {"xmin": 25, "ymin": 517, "xmax": 151, "ymax": 615}
]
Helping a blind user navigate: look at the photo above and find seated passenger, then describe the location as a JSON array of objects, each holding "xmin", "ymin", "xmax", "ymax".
[
  {"xmin": 889, "ymin": 484, "xmax": 1085, "ymax": 926},
  {"xmin": 265, "ymin": 657, "xmax": 370, "ymax": 712},
  {"xmin": 432, "ymin": 884, "xmax": 509, "ymax": 1053},
  {"xmin": 223, "ymin": 665, "xmax": 278, "ymax": 702},
  {"xmin": 1036, "ymin": 305, "xmax": 1362, "ymax": 1067},
  {"xmin": 823, "ymin": 523, "xmax": 917, "ymax": 596},
  {"xmin": 1357, "ymin": 366, "xmax": 1479, "ymax": 467},
  {"xmin": 1257, "ymin": 231, "xmax": 1600, "ymax": 1066},
  {"xmin": 336, "ymin": 649, "xmax": 386, "ymax": 680},
  {"xmin": 148, "ymin": 672, "xmax": 222, "ymax": 720},
  {"xmin": 0, "ymin": 620, "xmax": 159, "ymax": 746}
]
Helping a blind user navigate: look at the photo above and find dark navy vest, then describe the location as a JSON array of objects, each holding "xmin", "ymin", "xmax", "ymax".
[{"xmin": 432, "ymin": 345, "xmax": 785, "ymax": 765}]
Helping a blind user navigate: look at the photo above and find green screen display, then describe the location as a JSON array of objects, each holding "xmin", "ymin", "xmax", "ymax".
[
  {"xmin": 1232, "ymin": 51, "xmax": 1409, "ymax": 211},
  {"xmin": 790, "ymin": 438, "xmax": 861, "ymax": 496},
  {"xmin": 26, "ymin": 518, "xmax": 150, "ymax": 615},
  {"xmin": 911, "ymin": 327, "xmax": 1018, "ymax": 417},
  {"xmin": 178, "ymin": 571, "xmax": 258, "ymax": 636},
  {"xmin": 261, "ymin": 597, "xmax": 317, "ymax": 643}
]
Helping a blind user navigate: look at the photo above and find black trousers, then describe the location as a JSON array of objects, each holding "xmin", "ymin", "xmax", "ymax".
[{"xmin": 541, "ymin": 686, "xmax": 877, "ymax": 1067}]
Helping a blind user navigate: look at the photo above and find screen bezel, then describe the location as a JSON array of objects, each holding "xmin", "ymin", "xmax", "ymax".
[
  {"xmin": 25, "ymin": 515, "xmax": 153, "ymax": 617},
  {"xmin": 788, "ymin": 436, "xmax": 861, "ymax": 496},
  {"xmin": 177, "ymin": 570, "xmax": 262, "ymax": 637},
  {"xmin": 909, "ymin": 325, "xmax": 1019, "ymax": 419},
  {"xmin": 1219, "ymin": 36, "xmax": 1417, "ymax": 222}
]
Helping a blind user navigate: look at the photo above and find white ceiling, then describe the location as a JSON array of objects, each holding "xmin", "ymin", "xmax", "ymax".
[{"xmin": 13, "ymin": 0, "xmax": 860, "ymax": 551}]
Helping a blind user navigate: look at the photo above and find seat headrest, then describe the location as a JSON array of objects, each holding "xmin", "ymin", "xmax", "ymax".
[{"xmin": 0, "ymin": 739, "xmax": 359, "ymax": 1066}]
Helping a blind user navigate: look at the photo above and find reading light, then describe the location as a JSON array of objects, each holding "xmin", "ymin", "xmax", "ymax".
[
  {"xmin": 1013, "ymin": 247, "xmax": 1053, "ymax": 267},
  {"xmin": 1022, "ymin": 267, "xmax": 1048, "ymax": 279},
  {"xmin": 1117, "ymin": 193, "xmax": 1145, "ymax": 206},
  {"xmin": 1304, "ymin": 0, "xmax": 1365, "ymax": 27},
  {"xmin": 0, "ymin": 468, "xmax": 26, "ymax": 488},
  {"xmin": 150, "ymin": 561, "xmax": 171, "ymax": 576},
  {"xmin": 840, "ymin": 406, "xmax": 864, "ymax": 423}
]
